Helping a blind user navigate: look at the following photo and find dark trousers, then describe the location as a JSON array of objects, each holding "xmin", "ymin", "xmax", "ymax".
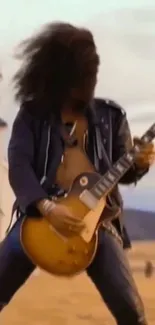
[{"xmin": 0, "ymin": 217, "xmax": 147, "ymax": 325}]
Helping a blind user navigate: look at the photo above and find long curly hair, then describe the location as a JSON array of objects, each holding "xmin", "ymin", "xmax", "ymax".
[{"xmin": 13, "ymin": 22, "xmax": 100, "ymax": 118}]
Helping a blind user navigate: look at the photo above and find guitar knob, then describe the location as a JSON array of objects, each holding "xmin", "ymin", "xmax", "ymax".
[{"xmin": 80, "ymin": 176, "xmax": 88, "ymax": 187}]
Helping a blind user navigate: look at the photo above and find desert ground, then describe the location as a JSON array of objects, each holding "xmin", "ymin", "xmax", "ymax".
[{"xmin": 1, "ymin": 241, "xmax": 155, "ymax": 325}]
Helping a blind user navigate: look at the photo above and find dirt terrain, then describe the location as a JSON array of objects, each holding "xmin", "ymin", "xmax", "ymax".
[{"xmin": 1, "ymin": 242, "xmax": 155, "ymax": 325}]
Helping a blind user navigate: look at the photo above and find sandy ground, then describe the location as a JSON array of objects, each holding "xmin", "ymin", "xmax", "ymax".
[{"xmin": 1, "ymin": 242, "xmax": 155, "ymax": 325}]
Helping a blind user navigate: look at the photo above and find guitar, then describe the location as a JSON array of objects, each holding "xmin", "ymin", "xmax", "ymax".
[{"xmin": 20, "ymin": 123, "xmax": 155, "ymax": 277}]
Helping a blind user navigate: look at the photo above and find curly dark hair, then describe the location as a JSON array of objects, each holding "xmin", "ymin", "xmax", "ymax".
[{"xmin": 13, "ymin": 22, "xmax": 100, "ymax": 117}]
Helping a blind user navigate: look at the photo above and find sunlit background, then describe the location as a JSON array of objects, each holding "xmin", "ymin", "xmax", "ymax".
[{"xmin": 0, "ymin": 0, "xmax": 155, "ymax": 211}]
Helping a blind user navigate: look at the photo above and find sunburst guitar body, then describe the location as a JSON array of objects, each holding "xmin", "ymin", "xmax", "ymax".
[{"xmin": 20, "ymin": 165, "xmax": 117, "ymax": 277}]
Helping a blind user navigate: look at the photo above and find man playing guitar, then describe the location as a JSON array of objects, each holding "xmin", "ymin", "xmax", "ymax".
[{"xmin": 0, "ymin": 22, "xmax": 154, "ymax": 325}]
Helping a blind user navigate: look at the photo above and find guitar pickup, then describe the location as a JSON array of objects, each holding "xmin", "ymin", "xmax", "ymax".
[{"xmin": 79, "ymin": 189, "xmax": 99, "ymax": 210}]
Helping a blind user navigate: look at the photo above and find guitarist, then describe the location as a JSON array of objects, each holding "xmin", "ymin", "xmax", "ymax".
[{"xmin": 0, "ymin": 22, "xmax": 154, "ymax": 325}]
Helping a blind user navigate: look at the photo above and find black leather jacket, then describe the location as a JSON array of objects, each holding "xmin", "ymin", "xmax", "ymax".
[{"xmin": 8, "ymin": 98, "xmax": 149, "ymax": 247}]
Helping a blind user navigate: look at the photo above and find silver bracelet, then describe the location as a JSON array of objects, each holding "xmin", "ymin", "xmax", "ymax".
[{"xmin": 42, "ymin": 199, "xmax": 56, "ymax": 215}]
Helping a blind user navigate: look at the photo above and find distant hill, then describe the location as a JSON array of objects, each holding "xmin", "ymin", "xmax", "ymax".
[{"xmin": 124, "ymin": 208, "xmax": 155, "ymax": 241}]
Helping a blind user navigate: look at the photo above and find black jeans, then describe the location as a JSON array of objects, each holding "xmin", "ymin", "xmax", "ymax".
[{"xmin": 0, "ymin": 217, "xmax": 147, "ymax": 325}]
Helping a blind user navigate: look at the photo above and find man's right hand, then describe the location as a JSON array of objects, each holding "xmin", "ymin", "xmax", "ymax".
[{"xmin": 36, "ymin": 199, "xmax": 85, "ymax": 237}]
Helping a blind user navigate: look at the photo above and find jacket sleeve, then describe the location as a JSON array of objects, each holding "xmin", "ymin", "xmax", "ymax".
[
  {"xmin": 112, "ymin": 110, "xmax": 149, "ymax": 185},
  {"xmin": 8, "ymin": 108, "xmax": 48, "ymax": 212}
]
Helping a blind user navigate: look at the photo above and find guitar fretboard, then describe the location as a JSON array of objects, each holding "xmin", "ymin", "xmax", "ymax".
[{"xmin": 90, "ymin": 123, "xmax": 155, "ymax": 200}]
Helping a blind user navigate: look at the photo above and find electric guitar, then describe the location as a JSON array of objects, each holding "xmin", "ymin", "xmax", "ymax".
[{"xmin": 20, "ymin": 123, "xmax": 155, "ymax": 277}]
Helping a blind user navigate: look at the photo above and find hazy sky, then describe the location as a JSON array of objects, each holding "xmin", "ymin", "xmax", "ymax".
[
  {"xmin": 0, "ymin": 1, "xmax": 155, "ymax": 137},
  {"xmin": 1, "ymin": 0, "xmax": 154, "ymax": 48}
]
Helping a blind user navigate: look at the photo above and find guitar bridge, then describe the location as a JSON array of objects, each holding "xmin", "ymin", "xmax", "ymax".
[{"xmin": 79, "ymin": 189, "xmax": 99, "ymax": 210}]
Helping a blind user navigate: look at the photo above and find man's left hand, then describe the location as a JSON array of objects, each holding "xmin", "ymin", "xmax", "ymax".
[{"xmin": 133, "ymin": 137, "xmax": 155, "ymax": 169}]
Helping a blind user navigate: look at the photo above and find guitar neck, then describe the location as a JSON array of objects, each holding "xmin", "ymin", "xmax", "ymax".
[{"xmin": 90, "ymin": 123, "xmax": 155, "ymax": 200}]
